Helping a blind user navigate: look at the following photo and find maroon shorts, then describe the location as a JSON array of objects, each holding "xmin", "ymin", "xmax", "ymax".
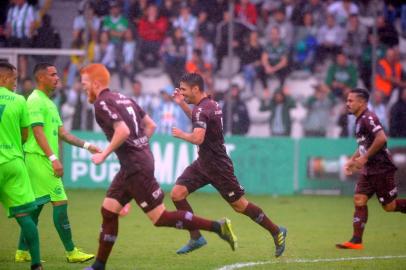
[
  {"xmin": 176, "ymin": 160, "xmax": 245, "ymax": 203},
  {"xmin": 106, "ymin": 168, "xmax": 164, "ymax": 213},
  {"xmin": 355, "ymin": 171, "xmax": 398, "ymax": 205}
]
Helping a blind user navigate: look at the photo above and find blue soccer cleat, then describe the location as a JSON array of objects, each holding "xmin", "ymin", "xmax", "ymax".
[
  {"xmin": 274, "ymin": 226, "xmax": 287, "ymax": 257},
  {"xmin": 176, "ymin": 236, "xmax": 207, "ymax": 254}
]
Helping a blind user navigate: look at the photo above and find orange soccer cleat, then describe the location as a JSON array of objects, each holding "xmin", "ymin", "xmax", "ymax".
[{"xmin": 336, "ymin": 241, "xmax": 364, "ymax": 250}]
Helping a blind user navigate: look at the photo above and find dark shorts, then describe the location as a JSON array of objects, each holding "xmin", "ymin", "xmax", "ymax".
[
  {"xmin": 355, "ymin": 171, "xmax": 398, "ymax": 205},
  {"xmin": 176, "ymin": 160, "xmax": 245, "ymax": 203},
  {"xmin": 106, "ymin": 168, "xmax": 164, "ymax": 213}
]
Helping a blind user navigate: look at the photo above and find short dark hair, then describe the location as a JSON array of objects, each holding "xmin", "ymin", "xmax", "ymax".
[
  {"xmin": 350, "ymin": 88, "xmax": 370, "ymax": 102},
  {"xmin": 0, "ymin": 61, "xmax": 16, "ymax": 73},
  {"xmin": 33, "ymin": 62, "xmax": 54, "ymax": 76},
  {"xmin": 180, "ymin": 73, "xmax": 204, "ymax": 92}
]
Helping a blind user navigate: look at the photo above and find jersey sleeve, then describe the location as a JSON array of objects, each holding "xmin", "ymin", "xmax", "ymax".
[
  {"xmin": 27, "ymin": 96, "xmax": 44, "ymax": 126},
  {"xmin": 131, "ymin": 99, "xmax": 146, "ymax": 119},
  {"xmin": 192, "ymin": 106, "xmax": 209, "ymax": 129},
  {"xmin": 365, "ymin": 114, "xmax": 383, "ymax": 135},
  {"xmin": 18, "ymin": 96, "xmax": 30, "ymax": 128},
  {"xmin": 95, "ymin": 98, "xmax": 123, "ymax": 127}
]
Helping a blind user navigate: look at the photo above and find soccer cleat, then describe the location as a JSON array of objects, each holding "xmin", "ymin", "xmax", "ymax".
[
  {"xmin": 15, "ymin": 249, "xmax": 31, "ymax": 262},
  {"xmin": 176, "ymin": 236, "xmax": 207, "ymax": 254},
  {"xmin": 66, "ymin": 247, "xmax": 94, "ymax": 263},
  {"xmin": 336, "ymin": 241, "xmax": 364, "ymax": 250},
  {"xmin": 31, "ymin": 263, "xmax": 43, "ymax": 270},
  {"xmin": 274, "ymin": 227, "xmax": 287, "ymax": 258},
  {"xmin": 218, "ymin": 218, "xmax": 238, "ymax": 251}
]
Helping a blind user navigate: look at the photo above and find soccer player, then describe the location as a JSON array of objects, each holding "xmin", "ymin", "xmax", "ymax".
[
  {"xmin": 336, "ymin": 88, "xmax": 406, "ymax": 249},
  {"xmin": 80, "ymin": 63, "xmax": 237, "ymax": 270},
  {"xmin": 0, "ymin": 62, "xmax": 43, "ymax": 270},
  {"xmin": 16, "ymin": 63, "xmax": 99, "ymax": 263},
  {"xmin": 170, "ymin": 73, "xmax": 287, "ymax": 256}
]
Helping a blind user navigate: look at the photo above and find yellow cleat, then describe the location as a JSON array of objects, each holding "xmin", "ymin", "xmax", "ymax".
[
  {"xmin": 219, "ymin": 218, "xmax": 238, "ymax": 251},
  {"xmin": 15, "ymin": 249, "xmax": 31, "ymax": 262},
  {"xmin": 66, "ymin": 247, "xmax": 94, "ymax": 263}
]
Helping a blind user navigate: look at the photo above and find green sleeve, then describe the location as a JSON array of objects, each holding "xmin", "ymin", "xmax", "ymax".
[
  {"xmin": 19, "ymin": 96, "xmax": 30, "ymax": 128},
  {"xmin": 325, "ymin": 65, "xmax": 335, "ymax": 86},
  {"xmin": 27, "ymin": 96, "xmax": 44, "ymax": 126}
]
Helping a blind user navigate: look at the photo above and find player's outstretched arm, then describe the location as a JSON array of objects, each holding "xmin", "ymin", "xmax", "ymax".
[
  {"xmin": 92, "ymin": 121, "xmax": 129, "ymax": 165},
  {"xmin": 172, "ymin": 127, "xmax": 205, "ymax": 145},
  {"xmin": 58, "ymin": 126, "xmax": 101, "ymax": 153},
  {"xmin": 142, "ymin": 114, "xmax": 156, "ymax": 138}
]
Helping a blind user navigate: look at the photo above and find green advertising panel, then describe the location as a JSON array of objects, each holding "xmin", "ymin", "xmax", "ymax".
[{"xmin": 62, "ymin": 132, "xmax": 296, "ymax": 195}]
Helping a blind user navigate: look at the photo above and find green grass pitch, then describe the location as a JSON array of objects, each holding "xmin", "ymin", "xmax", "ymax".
[{"xmin": 0, "ymin": 190, "xmax": 405, "ymax": 270}]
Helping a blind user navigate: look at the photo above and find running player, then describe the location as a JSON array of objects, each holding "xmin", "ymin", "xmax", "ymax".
[
  {"xmin": 170, "ymin": 73, "xmax": 287, "ymax": 256},
  {"xmin": 80, "ymin": 63, "xmax": 237, "ymax": 270},
  {"xmin": 16, "ymin": 63, "xmax": 98, "ymax": 263},
  {"xmin": 0, "ymin": 62, "xmax": 43, "ymax": 270},
  {"xmin": 336, "ymin": 88, "xmax": 406, "ymax": 249}
]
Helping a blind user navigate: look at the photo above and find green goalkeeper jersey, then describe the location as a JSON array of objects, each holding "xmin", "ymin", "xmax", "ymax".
[
  {"xmin": 0, "ymin": 87, "xmax": 30, "ymax": 165},
  {"xmin": 24, "ymin": 89, "xmax": 62, "ymax": 157}
]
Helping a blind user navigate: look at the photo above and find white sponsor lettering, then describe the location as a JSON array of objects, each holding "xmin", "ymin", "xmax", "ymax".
[
  {"xmin": 140, "ymin": 202, "xmax": 148, "ymax": 208},
  {"xmin": 71, "ymin": 162, "xmax": 88, "ymax": 182}
]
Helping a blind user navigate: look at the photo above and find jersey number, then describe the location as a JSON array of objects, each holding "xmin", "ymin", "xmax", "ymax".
[
  {"xmin": 0, "ymin": 105, "xmax": 5, "ymax": 122},
  {"xmin": 126, "ymin": 106, "xmax": 139, "ymax": 135}
]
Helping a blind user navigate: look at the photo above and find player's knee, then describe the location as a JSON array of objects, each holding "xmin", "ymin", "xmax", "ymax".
[
  {"xmin": 170, "ymin": 187, "xmax": 187, "ymax": 201},
  {"xmin": 353, "ymin": 194, "xmax": 368, "ymax": 206},
  {"xmin": 382, "ymin": 201, "xmax": 396, "ymax": 212}
]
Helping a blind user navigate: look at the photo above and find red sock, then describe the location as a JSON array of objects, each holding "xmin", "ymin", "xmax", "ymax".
[
  {"xmin": 395, "ymin": 199, "xmax": 406, "ymax": 213},
  {"xmin": 173, "ymin": 199, "xmax": 201, "ymax": 239},
  {"xmin": 352, "ymin": 205, "xmax": 368, "ymax": 243},
  {"xmin": 243, "ymin": 203, "xmax": 279, "ymax": 235},
  {"xmin": 155, "ymin": 210, "xmax": 218, "ymax": 233},
  {"xmin": 96, "ymin": 208, "xmax": 119, "ymax": 264}
]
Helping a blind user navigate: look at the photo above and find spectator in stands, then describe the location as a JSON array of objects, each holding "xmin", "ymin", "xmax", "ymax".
[
  {"xmin": 189, "ymin": 34, "xmax": 215, "ymax": 69},
  {"xmin": 222, "ymin": 84, "xmax": 251, "ymax": 135},
  {"xmin": 291, "ymin": 0, "xmax": 326, "ymax": 27},
  {"xmin": 131, "ymin": 80, "xmax": 155, "ymax": 117},
  {"xmin": 240, "ymin": 31, "xmax": 263, "ymax": 93},
  {"xmin": 90, "ymin": 0, "xmax": 110, "ymax": 17},
  {"xmin": 327, "ymin": 0, "xmax": 359, "ymax": 27},
  {"xmin": 160, "ymin": 27, "xmax": 188, "ymax": 85},
  {"xmin": 375, "ymin": 48, "xmax": 406, "ymax": 101},
  {"xmin": 66, "ymin": 29, "xmax": 95, "ymax": 88},
  {"xmin": 137, "ymin": 4, "xmax": 168, "ymax": 68},
  {"xmin": 118, "ymin": 29, "xmax": 136, "ymax": 89},
  {"xmin": 389, "ymin": 89, "xmax": 406, "ymax": 137},
  {"xmin": 360, "ymin": 31, "xmax": 387, "ymax": 90},
  {"xmin": 259, "ymin": 26, "xmax": 289, "ymax": 92},
  {"xmin": 31, "ymin": 14, "xmax": 61, "ymax": 64},
  {"xmin": 325, "ymin": 52, "xmax": 358, "ymax": 99},
  {"xmin": 185, "ymin": 49, "xmax": 213, "ymax": 92},
  {"xmin": 369, "ymin": 90, "xmax": 388, "ymax": 131},
  {"xmin": 197, "ymin": 9, "xmax": 216, "ymax": 44},
  {"xmin": 159, "ymin": 0, "xmax": 180, "ymax": 24},
  {"xmin": 292, "ymin": 11, "xmax": 318, "ymax": 71},
  {"xmin": 265, "ymin": 8, "xmax": 293, "ymax": 48},
  {"xmin": 102, "ymin": 1, "xmax": 129, "ymax": 45},
  {"xmin": 235, "ymin": 0, "xmax": 258, "ymax": 26},
  {"xmin": 376, "ymin": 14, "xmax": 399, "ymax": 48},
  {"xmin": 21, "ymin": 77, "xmax": 34, "ymax": 99},
  {"xmin": 94, "ymin": 31, "xmax": 116, "ymax": 71},
  {"xmin": 259, "ymin": 87, "xmax": 296, "ymax": 137},
  {"xmin": 153, "ymin": 85, "xmax": 189, "ymax": 134},
  {"xmin": 343, "ymin": 14, "xmax": 367, "ymax": 65},
  {"xmin": 316, "ymin": 14, "xmax": 346, "ymax": 64},
  {"xmin": 130, "ymin": 0, "xmax": 149, "ymax": 24},
  {"xmin": 72, "ymin": 4, "xmax": 100, "ymax": 41},
  {"xmin": 337, "ymin": 104, "xmax": 356, "ymax": 137},
  {"xmin": 303, "ymin": 83, "xmax": 335, "ymax": 137},
  {"xmin": 173, "ymin": 2, "xmax": 198, "ymax": 45},
  {"xmin": 6, "ymin": 0, "xmax": 36, "ymax": 79}
]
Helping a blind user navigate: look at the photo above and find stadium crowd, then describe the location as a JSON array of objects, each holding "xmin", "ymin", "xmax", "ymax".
[{"xmin": 2, "ymin": 0, "xmax": 406, "ymax": 138}]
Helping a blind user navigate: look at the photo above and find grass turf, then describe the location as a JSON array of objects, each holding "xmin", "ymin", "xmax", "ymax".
[{"xmin": 0, "ymin": 190, "xmax": 405, "ymax": 270}]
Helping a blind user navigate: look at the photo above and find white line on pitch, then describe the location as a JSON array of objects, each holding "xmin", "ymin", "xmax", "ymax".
[{"xmin": 216, "ymin": 255, "xmax": 406, "ymax": 270}]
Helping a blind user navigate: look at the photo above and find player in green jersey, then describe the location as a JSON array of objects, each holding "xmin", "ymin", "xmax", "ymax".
[
  {"xmin": 16, "ymin": 63, "xmax": 101, "ymax": 264},
  {"xmin": 0, "ymin": 62, "xmax": 43, "ymax": 270}
]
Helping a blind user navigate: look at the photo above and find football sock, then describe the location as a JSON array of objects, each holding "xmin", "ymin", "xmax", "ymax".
[
  {"xmin": 173, "ymin": 199, "xmax": 202, "ymax": 239},
  {"xmin": 96, "ymin": 207, "xmax": 119, "ymax": 264},
  {"xmin": 352, "ymin": 205, "xmax": 368, "ymax": 243},
  {"xmin": 53, "ymin": 204, "xmax": 75, "ymax": 252},
  {"xmin": 242, "ymin": 202, "xmax": 280, "ymax": 236},
  {"xmin": 155, "ymin": 210, "xmax": 220, "ymax": 233},
  {"xmin": 395, "ymin": 199, "xmax": 406, "ymax": 213},
  {"xmin": 16, "ymin": 215, "xmax": 41, "ymax": 266},
  {"xmin": 18, "ymin": 204, "xmax": 43, "ymax": 250},
  {"xmin": 91, "ymin": 259, "xmax": 106, "ymax": 270}
]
